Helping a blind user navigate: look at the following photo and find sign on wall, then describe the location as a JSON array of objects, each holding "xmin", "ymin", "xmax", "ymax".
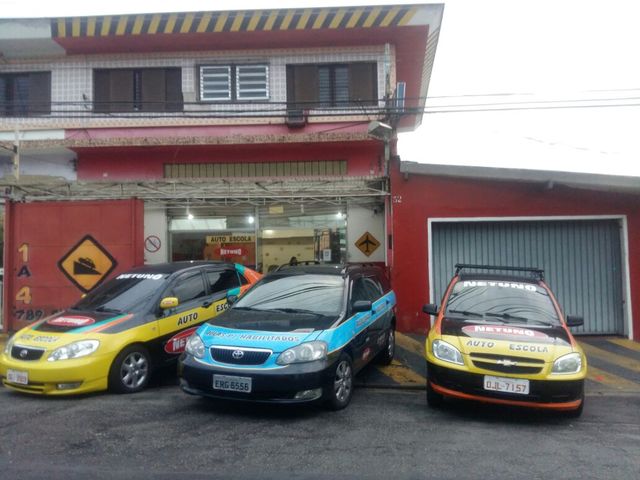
[
  {"xmin": 57, "ymin": 235, "xmax": 117, "ymax": 293},
  {"xmin": 355, "ymin": 231, "xmax": 381, "ymax": 257}
]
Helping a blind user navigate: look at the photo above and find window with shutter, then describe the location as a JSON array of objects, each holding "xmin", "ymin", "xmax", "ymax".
[
  {"xmin": 200, "ymin": 66, "xmax": 231, "ymax": 101},
  {"xmin": 0, "ymin": 72, "xmax": 51, "ymax": 117},
  {"xmin": 93, "ymin": 68, "xmax": 182, "ymax": 113},
  {"xmin": 287, "ymin": 62, "xmax": 377, "ymax": 109},
  {"xmin": 236, "ymin": 65, "xmax": 269, "ymax": 100}
]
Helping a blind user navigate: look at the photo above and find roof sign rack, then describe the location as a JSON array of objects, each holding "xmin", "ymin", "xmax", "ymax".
[{"xmin": 454, "ymin": 263, "xmax": 545, "ymax": 281}]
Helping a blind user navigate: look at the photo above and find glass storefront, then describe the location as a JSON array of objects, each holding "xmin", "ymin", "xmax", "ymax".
[{"xmin": 169, "ymin": 205, "xmax": 347, "ymax": 274}]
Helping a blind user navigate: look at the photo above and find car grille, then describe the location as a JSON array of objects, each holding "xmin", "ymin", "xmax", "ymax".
[
  {"xmin": 11, "ymin": 345, "xmax": 45, "ymax": 361},
  {"xmin": 469, "ymin": 352, "xmax": 544, "ymax": 375},
  {"xmin": 471, "ymin": 360, "xmax": 543, "ymax": 375},
  {"xmin": 210, "ymin": 347, "xmax": 271, "ymax": 365}
]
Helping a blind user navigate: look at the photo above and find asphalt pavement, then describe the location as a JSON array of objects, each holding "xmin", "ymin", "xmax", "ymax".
[{"xmin": 0, "ymin": 380, "xmax": 638, "ymax": 480}]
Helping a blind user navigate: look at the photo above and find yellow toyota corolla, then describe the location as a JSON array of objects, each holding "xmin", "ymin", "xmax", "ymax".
[
  {"xmin": 423, "ymin": 264, "xmax": 587, "ymax": 417},
  {"xmin": 0, "ymin": 261, "xmax": 261, "ymax": 395}
]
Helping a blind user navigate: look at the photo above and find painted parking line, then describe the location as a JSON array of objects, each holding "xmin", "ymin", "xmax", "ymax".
[
  {"xmin": 395, "ymin": 332, "xmax": 425, "ymax": 358},
  {"xmin": 375, "ymin": 359, "xmax": 426, "ymax": 385},
  {"xmin": 586, "ymin": 366, "xmax": 640, "ymax": 393},
  {"xmin": 579, "ymin": 342, "xmax": 640, "ymax": 375},
  {"xmin": 608, "ymin": 337, "xmax": 640, "ymax": 353}
]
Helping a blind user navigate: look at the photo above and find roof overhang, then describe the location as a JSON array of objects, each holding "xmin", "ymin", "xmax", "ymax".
[{"xmin": 400, "ymin": 161, "xmax": 640, "ymax": 195}]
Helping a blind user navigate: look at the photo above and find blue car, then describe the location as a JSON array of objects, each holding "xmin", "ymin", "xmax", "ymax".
[{"xmin": 178, "ymin": 264, "xmax": 396, "ymax": 410}]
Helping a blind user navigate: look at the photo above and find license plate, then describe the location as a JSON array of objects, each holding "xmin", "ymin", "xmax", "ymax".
[
  {"xmin": 7, "ymin": 369, "xmax": 29, "ymax": 385},
  {"xmin": 484, "ymin": 375, "xmax": 529, "ymax": 395},
  {"xmin": 213, "ymin": 374, "xmax": 252, "ymax": 393}
]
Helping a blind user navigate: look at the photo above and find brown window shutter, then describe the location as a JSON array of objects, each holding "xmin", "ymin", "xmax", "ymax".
[
  {"xmin": 27, "ymin": 72, "xmax": 51, "ymax": 115},
  {"xmin": 349, "ymin": 63, "xmax": 377, "ymax": 106},
  {"xmin": 287, "ymin": 65, "xmax": 318, "ymax": 110},
  {"xmin": 93, "ymin": 70, "xmax": 111, "ymax": 113},
  {"xmin": 165, "ymin": 68, "xmax": 183, "ymax": 112},
  {"xmin": 109, "ymin": 69, "xmax": 135, "ymax": 112},
  {"xmin": 140, "ymin": 69, "xmax": 166, "ymax": 112}
]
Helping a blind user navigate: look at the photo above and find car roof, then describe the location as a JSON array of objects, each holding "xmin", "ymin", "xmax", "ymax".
[{"xmin": 123, "ymin": 261, "xmax": 235, "ymax": 275}]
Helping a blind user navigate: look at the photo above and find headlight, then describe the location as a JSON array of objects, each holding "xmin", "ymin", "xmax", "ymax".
[
  {"xmin": 432, "ymin": 339, "xmax": 464, "ymax": 365},
  {"xmin": 48, "ymin": 340, "xmax": 100, "ymax": 362},
  {"xmin": 185, "ymin": 334, "xmax": 205, "ymax": 359},
  {"xmin": 4, "ymin": 336, "xmax": 15, "ymax": 355},
  {"xmin": 277, "ymin": 341, "xmax": 327, "ymax": 365},
  {"xmin": 552, "ymin": 352, "xmax": 582, "ymax": 374}
]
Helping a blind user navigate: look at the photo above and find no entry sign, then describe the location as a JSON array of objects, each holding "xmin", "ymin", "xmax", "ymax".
[{"xmin": 144, "ymin": 235, "xmax": 162, "ymax": 253}]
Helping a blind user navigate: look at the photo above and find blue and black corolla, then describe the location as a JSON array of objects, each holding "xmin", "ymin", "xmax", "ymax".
[{"xmin": 178, "ymin": 264, "xmax": 396, "ymax": 409}]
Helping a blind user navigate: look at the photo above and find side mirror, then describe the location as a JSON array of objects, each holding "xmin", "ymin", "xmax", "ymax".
[
  {"xmin": 352, "ymin": 300, "xmax": 373, "ymax": 313},
  {"xmin": 160, "ymin": 297, "xmax": 179, "ymax": 310},
  {"xmin": 566, "ymin": 315, "xmax": 584, "ymax": 327},
  {"xmin": 423, "ymin": 304, "xmax": 439, "ymax": 316},
  {"xmin": 227, "ymin": 294, "xmax": 238, "ymax": 305}
]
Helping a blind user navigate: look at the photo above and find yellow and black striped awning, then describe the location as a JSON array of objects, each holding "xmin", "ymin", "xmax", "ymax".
[{"xmin": 52, "ymin": 5, "xmax": 420, "ymax": 38}]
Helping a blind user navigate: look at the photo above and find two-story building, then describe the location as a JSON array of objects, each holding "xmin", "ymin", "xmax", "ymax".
[{"xmin": 0, "ymin": 4, "xmax": 444, "ymax": 332}]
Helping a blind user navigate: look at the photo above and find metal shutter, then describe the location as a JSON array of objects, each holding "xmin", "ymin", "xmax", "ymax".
[{"xmin": 430, "ymin": 219, "xmax": 624, "ymax": 335}]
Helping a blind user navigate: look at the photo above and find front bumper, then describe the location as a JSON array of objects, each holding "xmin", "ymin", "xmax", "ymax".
[
  {"xmin": 427, "ymin": 361, "xmax": 584, "ymax": 410},
  {"xmin": 179, "ymin": 354, "xmax": 334, "ymax": 404},
  {"xmin": 0, "ymin": 352, "xmax": 111, "ymax": 395}
]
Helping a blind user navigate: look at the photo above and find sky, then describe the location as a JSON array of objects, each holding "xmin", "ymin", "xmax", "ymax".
[{"xmin": 1, "ymin": 0, "xmax": 639, "ymax": 177}]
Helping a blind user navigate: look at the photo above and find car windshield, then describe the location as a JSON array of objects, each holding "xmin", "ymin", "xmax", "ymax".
[
  {"xmin": 73, "ymin": 273, "xmax": 169, "ymax": 313},
  {"xmin": 229, "ymin": 274, "xmax": 345, "ymax": 329},
  {"xmin": 445, "ymin": 279, "xmax": 561, "ymax": 326}
]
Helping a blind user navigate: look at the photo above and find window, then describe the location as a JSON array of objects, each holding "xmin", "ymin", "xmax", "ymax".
[
  {"xmin": 199, "ymin": 65, "xmax": 269, "ymax": 101},
  {"xmin": 0, "ymin": 72, "xmax": 51, "ymax": 116},
  {"xmin": 170, "ymin": 272, "xmax": 206, "ymax": 304},
  {"xmin": 93, "ymin": 68, "xmax": 182, "ymax": 113},
  {"xmin": 351, "ymin": 277, "xmax": 382, "ymax": 304},
  {"xmin": 206, "ymin": 269, "xmax": 241, "ymax": 293},
  {"xmin": 286, "ymin": 63, "xmax": 377, "ymax": 109}
]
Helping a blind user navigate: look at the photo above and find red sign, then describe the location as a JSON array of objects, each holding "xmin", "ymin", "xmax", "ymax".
[
  {"xmin": 164, "ymin": 327, "xmax": 199, "ymax": 354},
  {"xmin": 47, "ymin": 315, "xmax": 96, "ymax": 327},
  {"xmin": 217, "ymin": 247, "xmax": 246, "ymax": 257},
  {"xmin": 462, "ymin": 325, "xmax": 549, "ymax": 341}
]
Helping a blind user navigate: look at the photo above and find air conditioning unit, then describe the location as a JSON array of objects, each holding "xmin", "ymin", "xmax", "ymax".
[{"xmin": 285, "ymin": 109, "xmax": 307, "ymax": 128}]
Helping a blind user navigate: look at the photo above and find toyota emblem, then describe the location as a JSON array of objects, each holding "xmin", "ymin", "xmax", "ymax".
[
  {"xmin": 232, "ymin": 350, "xmax": 245, "ymax": 360},
  {"xmin": 19, "ymin": 349, "xmax": 29, "ymax": 359}
]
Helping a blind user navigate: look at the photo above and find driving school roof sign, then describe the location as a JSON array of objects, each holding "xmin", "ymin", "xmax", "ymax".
[{"xmin": 58, "ymin": 235, "xmax": 117, "ymax": 293}]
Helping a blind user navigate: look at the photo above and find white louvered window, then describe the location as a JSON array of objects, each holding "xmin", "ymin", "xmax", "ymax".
[
  {"xmin": 200, "ymin": 66, "xmax": 231, "ymax": 101},
  {"xmin": 200, "ymin": 65, "xmax": 269, "ymax": 102},
  {"xmin": 236, "ymin": 65, "xmax": 269, "ymax": 100}
]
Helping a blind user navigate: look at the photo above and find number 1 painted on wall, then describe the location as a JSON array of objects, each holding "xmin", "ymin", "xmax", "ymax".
[{"xmin": 18, "ymin": 243, "xmax": 29, "ymax": 262}]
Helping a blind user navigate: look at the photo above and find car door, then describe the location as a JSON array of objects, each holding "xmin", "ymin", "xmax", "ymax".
[
  {"xmin": 202, "ymin": 266, "xmax": 242, "ymax": 317},
  {"xmin": 349, "ymin": 276, "xmax": 374, "ymax": 371},
  {"xmin": 362, "ymin": 276, "xmax": 386, "ymax": 358},
  {"xmin": 157, "ymin": 269, "xmax": 211, "ymax": 357}
]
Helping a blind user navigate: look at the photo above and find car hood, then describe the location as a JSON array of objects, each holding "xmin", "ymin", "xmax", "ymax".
[
  {"xmin": 441, "ymin": 318, "xmax": 573, "ymax": 361},
  {"xmin": 10, "ymin": 309, "xmax": 134, "ymax": 348},
  {"xmin": 198, "ymin": 319, "xmax": 321, "ymax": 353}
]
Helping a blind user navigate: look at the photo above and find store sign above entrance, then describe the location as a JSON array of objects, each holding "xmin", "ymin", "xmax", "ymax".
[
  {"xmin": 355, "ymin": 232, "xmax": 381, "ymax": 257},
  {"xmin": 57, "ymin": 235, "xmax": 118, "ymax": 293},
  {"xmin": 206, "ymin": 234, "xmax": 255, "ymax": 244}
]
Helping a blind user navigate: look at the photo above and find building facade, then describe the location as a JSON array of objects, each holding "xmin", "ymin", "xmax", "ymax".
[{"xmin": 0, "ymin": 5, "xmax": 444, "ymax": 332}]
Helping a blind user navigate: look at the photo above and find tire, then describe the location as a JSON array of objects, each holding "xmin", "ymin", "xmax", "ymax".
[
  {"xmin": 376, "ymin": 327, "xmax": 395, "ymax": 365},
  {"xmin": 325, "ymin": 353, "xmax": 354, "ymax": 410},
  {"xmin": 109, "ymin": 344, "xmax": 151, "ymax": 394}
]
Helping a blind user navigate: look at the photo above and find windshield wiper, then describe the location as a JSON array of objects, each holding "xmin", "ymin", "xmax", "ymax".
[
  {"xmin": 447, "ymin": 309, "xmax": 484, "ymax": 318},
  {"xmin": 232, "ymin": 306, "xmax": 264, "ymax": 312},
  {"xmin": 268, "ymin": 308, "xmax": 324, "ymax": 316},
  {"xmin": 95, "ymin": 306, "xmax": 123, "ymax": 314},
  {"xmin": 485, "ymin": 312, "xmax": 529, "ymax": 323}
]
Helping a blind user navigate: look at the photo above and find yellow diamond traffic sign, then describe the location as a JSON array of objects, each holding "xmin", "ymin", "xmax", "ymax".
[
  {"xmin": 355, "ymin": 231, "xmax": 381, "ymax": 257},
  {"xmin": 58, "ymin": 235, "xmax": 117, "ymax": 293}
]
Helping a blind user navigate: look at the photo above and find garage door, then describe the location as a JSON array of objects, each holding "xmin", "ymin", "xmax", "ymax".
[{"xmin": 431, "ymin": 219, "xmax": 625, "ymax": 335}]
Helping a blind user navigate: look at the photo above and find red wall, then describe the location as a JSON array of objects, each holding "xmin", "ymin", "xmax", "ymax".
[
  {"xmin": 75, "ymin": 141, "xmax": 383, "ymax": 181},
  {"xmin": 390, "ymin": 160, "xmax": 640, "ymax": 340},
  {"xmin": 3, "ymin": 199, "xmax": 144, "ymax": 333}
]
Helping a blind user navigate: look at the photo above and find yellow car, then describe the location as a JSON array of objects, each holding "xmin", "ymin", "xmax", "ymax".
[
  {"xmin": 1, "ymin": 261, "xmax": 261, "ymax": 395},
  {"xmin": 423, "ymin": 264, "xmax": 587, "ymax": 417}
]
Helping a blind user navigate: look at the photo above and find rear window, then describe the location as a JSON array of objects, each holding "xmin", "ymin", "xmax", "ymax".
[{"xmin": 445, "ymin": 279, "xmax": 560, "ymax": 326}]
